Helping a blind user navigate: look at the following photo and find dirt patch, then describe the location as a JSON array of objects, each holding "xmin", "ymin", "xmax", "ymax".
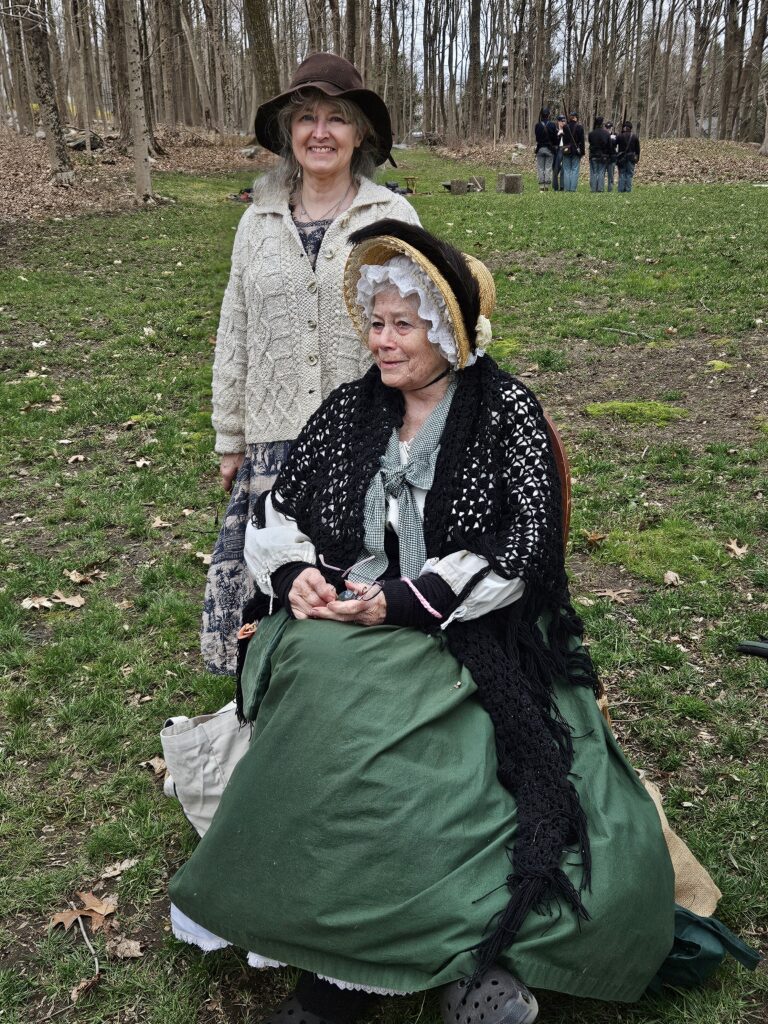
[
  {"xmin": 485, "ymin": 249, "xmax": 614, "ymax": 276},
  {"xmin": 436, "ymin": 137, "xmax": 768, "ymax": 185},
  {"xmin": 532, "ymin": 332, "xmax": 768, "ymax": 450},
  {"xmin": 0, "ymin": 125, "xmax": 272, "ymax": 226}
]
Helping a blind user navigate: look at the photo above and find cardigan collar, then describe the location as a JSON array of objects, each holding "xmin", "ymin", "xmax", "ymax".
[{"xmin": 250, "ymin": 175, "xmax": 391, "ymax": 218}]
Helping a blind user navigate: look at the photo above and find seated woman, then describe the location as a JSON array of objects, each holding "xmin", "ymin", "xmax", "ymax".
[{"xmin": 169, "ymin": 222, "xmax": 753, "ymax": 1023}]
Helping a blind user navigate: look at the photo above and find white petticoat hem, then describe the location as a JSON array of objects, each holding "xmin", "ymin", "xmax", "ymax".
[{"xmin": 170, "ymin": 903, "xmax": 411, "ymax": 996}]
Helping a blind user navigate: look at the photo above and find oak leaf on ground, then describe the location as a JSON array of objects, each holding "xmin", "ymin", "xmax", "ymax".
[
  {"xmin": 49, "ymin": 892, "xmax": 117, "ymax": 934},
  {"xmin": 594, "ymin": 588, "xmax": 634, "ymax": 604},
  {"xmin": 100, "ymin": 858, "xmax": 139, "ymax": 880},
  {"xmin": 725, "ymin": 538, "xmax": 748, "ymax": 559},
  {"xmin": 51, "ymin": 590, "xmax": 86, "ymax": 608}
]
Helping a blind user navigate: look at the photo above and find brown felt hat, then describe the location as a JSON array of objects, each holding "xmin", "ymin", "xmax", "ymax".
[{"xmin": 255, "ymin": 52, "xmax": 394, "ymax": 166}]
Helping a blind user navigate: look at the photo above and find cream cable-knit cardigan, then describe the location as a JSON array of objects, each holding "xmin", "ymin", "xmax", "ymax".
[{"xmin": 211, "ymin": 177, "xmax": 420, "ymax": 452}]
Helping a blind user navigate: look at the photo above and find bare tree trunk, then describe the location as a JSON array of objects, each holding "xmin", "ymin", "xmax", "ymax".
[
  {"xmin": 105, "ymin": 0, "xmax": 131, "ymax": 143},
  {"xmin": 243, "ymin": 0, "xmax": 279, "ymax": 107},
  {"xmin": 201, "ymin": 0, "xmax": 230, "ymax": 130},
  {"xmin": 180, "ymin": 5, "xmax": 213, "ymax": 127},
  {"xmin": 156, "ymin": 0, "xmax": 176, "ymax": 124},
  {"xmin": 122, "ymin": 0, "xmax": 153, "ymax": 200},
  {"xmin": 372, "ymin": 0, "xmax": 383, "ymax": 93},
  {"xmin": 466, "ymin": 0, "xmax": 481, "ymax": 138},
  {"xmin": 388, "ymin": 0, "xmax": 400, "ymax": 141},
  {"xmin": 76, "ymin": 0, "xmax": 95, "ymax": 149},
  {"xmin": 719, "ymin": 0, "xmax": 738, "ymax": 137},
  {"xmin": 345, "ymin": 0, "xmax": 357, "ymax": 64},
  {"xmin": 17, "ymin": 0, "xmax": 73, "ymax": 181},
  {"xmin": 759, "ymin": 76, "xmax": 768, "ymax": 153},
  {"xmin": 88, "ymin": 0, "xmax": 107, "ymax": 125},
  {"xmin": 733, "ymin": 0, "xmax": 767, "ymax": 139},
  {"xmin": 3, "ymin": 9, "xmax": 34, "ymax": 132},
  {"xmin": 45, "ymin": 2, "xmax": 66, "ymax": 118}
]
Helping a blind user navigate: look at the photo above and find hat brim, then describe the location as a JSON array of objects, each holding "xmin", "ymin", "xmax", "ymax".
[
  {"xmin": 255, "ymin": 83, "xmax": 393, "ymax": 166},
  {"xmin": 343, "ymin": 238, "xmax": 495, "ymax": 371}
]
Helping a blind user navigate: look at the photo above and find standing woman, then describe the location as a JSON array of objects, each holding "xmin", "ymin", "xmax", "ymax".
[{"xmin": 202, "ymin": 53, "xmax": 420, "ymax": 675}]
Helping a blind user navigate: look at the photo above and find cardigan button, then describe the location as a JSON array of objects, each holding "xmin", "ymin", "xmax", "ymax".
[
  {"xmin": 307, "ymin": 319, "xmax": 317, "ymax": 330},
  {"xmin": 324, "ymin": 247, "xmax": 336, "ymax": 259},
  {"xmin": 307, "ymin": 353, "xmax": 318, "ymax": 366},
  {"xmin": 307, "ymin": 280, "xmax": 317, "ymax": 294}
]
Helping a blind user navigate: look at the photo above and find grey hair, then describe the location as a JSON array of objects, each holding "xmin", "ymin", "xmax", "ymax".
[{"xmin": 253, "ymin": 89, "xmax": 379, "ymax": 197}]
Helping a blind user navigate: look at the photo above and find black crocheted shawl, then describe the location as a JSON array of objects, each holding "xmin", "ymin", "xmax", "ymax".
[{"xmin": 244, "ymin": 355, "xmax": 600, "ymax": 978}]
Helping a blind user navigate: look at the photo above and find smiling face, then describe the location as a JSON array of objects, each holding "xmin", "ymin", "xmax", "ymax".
[
  {"xmin": 291, "ymin": 99, "xmax": 363, "ymax": 181},
  {"xmin": 367, "ymin": 288, "xmax": 450, "ymax": 392}
]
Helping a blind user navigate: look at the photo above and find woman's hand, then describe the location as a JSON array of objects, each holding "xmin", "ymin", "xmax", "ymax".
[
  {"xmin": 220, "ymin": 453, "xmax": 245, "ymax": 492},
  {"xmin": 289, "ymin": 567, "xmax": 338, "ymax": 620},
  {"xmin": 311, "ymin": 580, "xmax": 387, "ymax": 627}
]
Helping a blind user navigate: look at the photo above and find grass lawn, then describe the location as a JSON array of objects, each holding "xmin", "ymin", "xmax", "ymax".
[{"xmin": 1, "ymin": 149, "xmax": 766, "ymax": 1024}]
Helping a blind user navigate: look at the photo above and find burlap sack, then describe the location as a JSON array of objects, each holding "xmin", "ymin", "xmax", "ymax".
[{"xmin": 637, "ymin": 770, "xmax": 722, "ymax": 917}]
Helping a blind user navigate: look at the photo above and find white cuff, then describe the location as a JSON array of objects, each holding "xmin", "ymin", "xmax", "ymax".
[
  {"xmin": 243, "ymin": 494, "xmax": 316, "ymax": 596},
  {"xmin": 422, "ymin": 551, "xmax": 525, "ymax": 625}
]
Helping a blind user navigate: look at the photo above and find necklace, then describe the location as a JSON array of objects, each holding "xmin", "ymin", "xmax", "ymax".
[{"xmin": 298, "ymin": 180, "xmax": 352, "ymax": 223}]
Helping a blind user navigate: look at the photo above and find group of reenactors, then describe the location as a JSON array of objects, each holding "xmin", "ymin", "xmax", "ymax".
[{"xmin": 534, "ymin": 110, "xmax": 641, "ymax": 193}]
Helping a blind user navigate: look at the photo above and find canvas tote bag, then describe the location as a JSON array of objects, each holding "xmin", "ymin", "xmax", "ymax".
[{"xmin": 160, "ymin": 701, "xmax": 251, "ymax": 836}]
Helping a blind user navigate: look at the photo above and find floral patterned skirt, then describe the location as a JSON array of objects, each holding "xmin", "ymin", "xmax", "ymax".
[{"xmin": 200, "ymin": 441, "xmax": 291, "ymax": 675}]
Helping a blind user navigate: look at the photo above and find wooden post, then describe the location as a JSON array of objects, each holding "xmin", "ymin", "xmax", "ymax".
[
  {"xmin": 450, "ymin": 179, "xmax": 468, "ymax": 194},
  {"xmin": 497, "ymin": 173, "xmax": 523, "ymax": 194}
]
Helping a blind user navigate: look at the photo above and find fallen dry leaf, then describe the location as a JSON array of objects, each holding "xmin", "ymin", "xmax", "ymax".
[
  {"xmin": 195, "ymin": 551, "xmax": 212, "ymax": 566},
  {"xmin": 140, "ymin": 755, "xmax": 166, "ymax": 776},
  {"xmin": 134, "ymin": 458, "xmax": 152, "ymax": 469},
  {"xmin": 64, "ymin": 569, "xmax": 105, "ymax": 585},
  {"xmin": 725, "ymin": 538, "xmax": 748, "ymax": 559},
  {"xmin": 50, "ymin": 908, "xmax": 88, "ymax": 932},
  {"xmin": 106, "ymin": 935, "xmax": 143, "ymax": 959},
  {"xmin": 114, "ymin": 599, "xmax": 134, "ymax": 610},
  {"xmin": 21, "ymin": 595, "xmax": 54, "ymax": 610},
  {"xmin": 100, "ymin": 858, "xmax": 139, "ymax": 880},
  {"xmin": 151, "ymin": 516, "xmax": 172, "ymax": 529},
  {"xmin": 67, "ymin": 453, "xmax": 86, "ymax": 464},
  {"xmin": 664, "ymin": 571, "xmax": 682, "ymax": 587},
  {"xmin": 70, "ymin": 973, "xmax": 101, "ymax": 1003},
  {"xmin": 581, "ymin": 529, "xmax": 608, "ymax": 549},
  {"xmin": 49, "ymin": 892, "xmax": 117, "ymax": 935},
  {"xmin": 77, "ymin": 890, "xmax": 118, "ymax": 918},
  {"xmin": 51, "ymin": 590, "xmax": 86, "ymax": 608},
  {"xmin": 594, "ymin": 588, "xmax": 634, "ymax": 604}
]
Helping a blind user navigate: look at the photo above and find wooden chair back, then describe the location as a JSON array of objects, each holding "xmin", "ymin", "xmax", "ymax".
[{"xmin": 544, "ymin": 414, "xmax": 571, "ymax": 549}]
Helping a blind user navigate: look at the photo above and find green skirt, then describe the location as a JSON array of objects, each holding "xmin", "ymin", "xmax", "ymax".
[{"xmin": 170, "ymin": 619, "xmax": 675, "ymax": 1001}]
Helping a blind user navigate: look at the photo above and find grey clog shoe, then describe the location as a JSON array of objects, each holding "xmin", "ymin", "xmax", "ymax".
[{"xmin": 440, "ymin": 968, "xmax": 538, "ymax": 1024}]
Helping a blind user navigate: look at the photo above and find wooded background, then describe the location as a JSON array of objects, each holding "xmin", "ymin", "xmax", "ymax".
[{"xmin": 2, "ymin": 0, "xmax": 767, "ymax": 178}]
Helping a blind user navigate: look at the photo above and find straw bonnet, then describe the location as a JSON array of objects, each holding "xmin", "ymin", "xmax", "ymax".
[
  {"xmin": 255, "ymin": 52, "xmax": 394, "ymax": 167},
  {"xmin": 344, "ymin": 220, "xmax": 496, "ymax": 370}
]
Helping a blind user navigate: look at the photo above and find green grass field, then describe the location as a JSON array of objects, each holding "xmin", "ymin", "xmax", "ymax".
[{"xmin": 1, "ymin": 149, "xmax": 767, "ymax": 1023}]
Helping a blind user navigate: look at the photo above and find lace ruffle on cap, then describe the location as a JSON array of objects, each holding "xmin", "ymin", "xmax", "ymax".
[{"xmin": 356, "ymin": 256, "xmax": 481, "ymax": 367}]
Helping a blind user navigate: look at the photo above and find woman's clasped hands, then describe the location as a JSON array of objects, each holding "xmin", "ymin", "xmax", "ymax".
[{"xmin": 288, "ymin": 568, "xmax": 386, "ymax": 625}]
